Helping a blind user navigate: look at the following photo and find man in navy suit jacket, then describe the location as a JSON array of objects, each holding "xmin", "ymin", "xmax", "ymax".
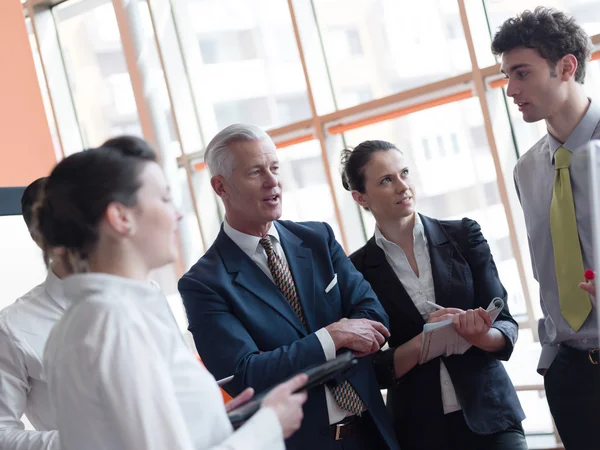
[{"xmin": 178, "ymin": 124, "xmax": 398, "ymax": 450}]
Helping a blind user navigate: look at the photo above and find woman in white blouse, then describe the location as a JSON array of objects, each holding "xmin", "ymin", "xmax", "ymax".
[
  {"xmin": 340, "ymin": 141, "xmax": 526, "ymax": 450},
  {"xmin": 33, "ymin": 136, "xmax": 307, "ymax": 450}
]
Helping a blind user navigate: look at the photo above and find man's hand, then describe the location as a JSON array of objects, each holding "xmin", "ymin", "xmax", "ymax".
[
  {"xmin": 224, "ymin": 387, "xmax": 255, "ymax": 413},
  {"xmin": 453, "ymin": 308, "xmax": 492, "ymax": 347},
  {"xmin": 325, "ymin": 318, "xmax": 390, "ymax": 357},
  {"xmin": 579, "ymin": 271, "xmax": 596, "ymax": 305}
]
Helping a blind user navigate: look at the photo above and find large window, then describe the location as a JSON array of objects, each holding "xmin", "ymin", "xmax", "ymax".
[
  {"xmin": 21, "ymin": 0, "xmax": 600, "ymax": 444},
  {"xmin": 53, "ymin": 0, "xmax": 142, "ymax": 146},
  {"xmin": 313, "ymin": 0, "xmax": 472, "ymax": 110},
  {"xmin": 484, "ymin": 0, "xmax": 600, "ymax": 38},
  {"xmin": 178, "ymin": 0, "xmax": 312, "ymax": 136}
]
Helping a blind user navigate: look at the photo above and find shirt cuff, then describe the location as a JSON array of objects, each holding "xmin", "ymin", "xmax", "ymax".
[
  {"xmin": 537, "ymin": 345, "xmax": 559, "ymax": 375},
  {"xmin": 315, "ymin": 328, "xmax": 336, "ymax": 361}
]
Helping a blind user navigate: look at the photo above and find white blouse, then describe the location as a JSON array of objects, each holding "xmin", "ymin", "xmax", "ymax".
[
  {"xmin": 374, "ymin": 214, "xmax": 461, "ymax": 414},
  {"xmin": 44, "ymin": 273, "xmax": 283, "ymax": 450}
]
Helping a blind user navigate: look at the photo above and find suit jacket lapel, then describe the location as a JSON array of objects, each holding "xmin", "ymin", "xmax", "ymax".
[
  {"xmin": 275, "ymin": 222, "xmax": 317, "ymax": 334},
  {"xmin": 215, "ymin": 227, "xmax": 307, "ymax": 336},
  {"xmin": 420, "ymin": 215, "xmax": 454, "ymax": 308},
  {"xmin": 364, "ymin": 237, "xmax": 424, "ymax": 327}
]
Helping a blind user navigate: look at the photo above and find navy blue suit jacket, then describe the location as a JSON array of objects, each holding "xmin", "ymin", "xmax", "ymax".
[
  {"xmin": 350, "ymin": 216, "xmax": 525, "ymax": 450},
  {"xmin": 179, "ymin": 220, "xmax": 398, "ymax": 450}
]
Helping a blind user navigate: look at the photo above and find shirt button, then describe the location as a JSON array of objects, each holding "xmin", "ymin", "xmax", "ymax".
[
  {"xmin": 419, "ymin": 290, "xmax": 423, "ymax": 295},
  {"xmin": 583, "ymin": 339, "xmax": 588, "ymax": 344},
  {"xmin": 444, "ymin": 381, "xmax": 449, "ymax": 385}
]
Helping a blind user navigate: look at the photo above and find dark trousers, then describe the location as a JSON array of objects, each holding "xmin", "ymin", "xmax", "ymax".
[
  {"xmin": 443, "ymin": 411, "xmax": 527, "ymax": 450},
  {"xmin": 544, "ymin": 345, "xmax": 600, "ymax": 450},
  {"xmin": 331, "ymin": 412, "xmax": 389, "ymax": 450}
]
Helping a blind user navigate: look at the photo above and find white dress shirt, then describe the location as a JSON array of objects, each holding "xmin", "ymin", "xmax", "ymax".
[
  {"xmin": 374, "ymin": 214, "xmax": 461, "ymax": 414},
  {"xmin": 44, "ymin": 273, "xmax": 283, "ymax": 450},
  {"xmin": 0, "ymin": 271, "xmax": 66, "ymax": 450},
  {"xmin": 223, "ymin": 220, "xmax": 348, "ymax": 424}
]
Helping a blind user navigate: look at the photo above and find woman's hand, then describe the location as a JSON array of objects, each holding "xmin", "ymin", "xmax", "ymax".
[
  {"xmin": 262, "ymin": 373, "xmax": 308, "ymax": 439},
  {"xmin": 427, "ymin": 307, "xmax": 464, "ymax": 323},
  {"xmin": 453, "ymin": 308, "xmax": 492, "ymax": 347}
]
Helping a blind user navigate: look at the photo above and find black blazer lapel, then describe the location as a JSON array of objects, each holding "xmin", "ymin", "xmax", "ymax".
[
  {"xmin": 420, "ymin": 215, "xmax": 456, "ymax": 309},
  {"xmin": 215, "ymin": 228, "xmax": 307, "ymax": 336},
  {"xmin": 275, "ymin": 222, "xmax": 317, "ymax": 333},
  {"xmin": 363, "ymin": 237, "xmax": 424, "ymax": 327}
]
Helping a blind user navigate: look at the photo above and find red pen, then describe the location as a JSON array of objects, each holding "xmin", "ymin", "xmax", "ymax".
[{"xmin": 585, "ymin": 270, "xmax": 595, "ymax": 281}]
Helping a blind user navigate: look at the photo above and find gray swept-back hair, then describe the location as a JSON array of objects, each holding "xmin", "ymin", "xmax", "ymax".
[{"xmin": 204, "ymin": 123, "xmax": 273, "ymax": 177}]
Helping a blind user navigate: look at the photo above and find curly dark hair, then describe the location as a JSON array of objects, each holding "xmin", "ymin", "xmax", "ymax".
[{"xmin": 491, "ymin": 7, "xmax": 593, "ymax": 83}]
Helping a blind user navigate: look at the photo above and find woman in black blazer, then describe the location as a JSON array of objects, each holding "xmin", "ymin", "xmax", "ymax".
[{"xmin": 341, "ymin": 140, "xmax": 527, "ymax": 450}]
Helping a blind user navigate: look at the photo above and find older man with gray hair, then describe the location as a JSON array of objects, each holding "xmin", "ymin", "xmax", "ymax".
[{"xmin": 179, "ymin": 123, "xmax": 398, "ymax": 450}]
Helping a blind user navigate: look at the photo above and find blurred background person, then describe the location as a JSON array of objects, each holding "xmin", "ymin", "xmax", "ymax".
[
  {"xmin": 342, "ymin": 140, "xmax": 526, "ymax": 450},
  {"xmin": 34, "ymin": 138, "xmax": 307, "ymax": 450},
  {"xmin": 0, "ymin": 178, "xmax": 68, "ymax": 450}
]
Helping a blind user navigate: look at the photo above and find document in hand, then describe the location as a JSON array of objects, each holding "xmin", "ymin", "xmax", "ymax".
[{"xmin": 418, "ymin": 297, "xmax": 505, "ymax": 364}]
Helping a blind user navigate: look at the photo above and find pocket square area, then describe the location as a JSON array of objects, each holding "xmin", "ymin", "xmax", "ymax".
[{"xmin": 325, "ymin": 274, "xmax": 338, "ymax": 293}]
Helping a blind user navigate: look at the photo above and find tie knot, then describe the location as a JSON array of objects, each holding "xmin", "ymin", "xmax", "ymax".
[
  {"xmin": 259, "ymin": 236, "xmax": 273, "ymax": 252},
  {"xmin": 554, "ymin": 146, "xmax": 572, "ymax": 169}
]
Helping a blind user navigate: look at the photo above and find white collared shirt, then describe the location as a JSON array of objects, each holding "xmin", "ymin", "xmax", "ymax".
[
  {"xmin": 44, "ymin": 273, "xmax": 283, "ymax": 450},
  {"xmin": 223, "ymin": 220, "xmax": 348, "ymax": 424},
  {"xmin": 0, "ymin": 271, "xmax": 66, "ymax": 450},
  {"xmin": 375, "ymin": 214, "xmax": 461, "ymax": 414}
]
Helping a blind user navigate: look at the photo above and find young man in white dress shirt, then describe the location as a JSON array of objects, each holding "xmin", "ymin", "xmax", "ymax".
[{"xmin": 0, "ymin": 178, "xmax": 68, "ymax": 450}]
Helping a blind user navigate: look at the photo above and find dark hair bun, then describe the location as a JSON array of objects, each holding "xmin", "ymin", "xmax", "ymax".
[
  {"xmin": 340, "ymin": 148, "xmax": 353, "ymax": 191},
  {"xmin": 35, "ymin": 179, "xmax": 97, "ymax": 251},
  {"xmin": 31, "ymin": 139, "xmax": 157, "ymax": 272}
]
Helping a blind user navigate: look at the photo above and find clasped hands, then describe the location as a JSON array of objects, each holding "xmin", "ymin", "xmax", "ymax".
[
  {"xmin": 428, "ymin": 307, "xmax": 493, "ymax": 348},
  {"xmin": 326, "ymin": 318, "xmax": 390, "ymax": 357}
]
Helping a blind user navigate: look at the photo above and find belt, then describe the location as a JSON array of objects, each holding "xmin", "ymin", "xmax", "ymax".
[
  {"xmin": 560, "ymin": 344, "xmax": 600, "ymax": 364},
  {"xmin": 330, "ymin": 415, "xmax": 364, "ymax": 441}
]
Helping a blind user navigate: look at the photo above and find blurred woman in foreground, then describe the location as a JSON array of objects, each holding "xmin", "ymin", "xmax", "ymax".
[{"xmin": 34, "ymin": 137, "xmax": 307, "ymax": 450}]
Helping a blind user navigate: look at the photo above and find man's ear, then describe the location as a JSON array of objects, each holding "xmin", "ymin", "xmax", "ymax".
[
  {"xmin": 211, "ymin": 175, "xmax": 228, "ymax": 199},
  {"xmin": 351, "ymin": 190, "xmax": 369, "ymax": 209},
  {"xmin": 559, "ymin": 54, "xmax": 578, "ymax": 81},
  {"xmin": 105, "ymin": 202, "xmax": 135, "ymax": 236}
]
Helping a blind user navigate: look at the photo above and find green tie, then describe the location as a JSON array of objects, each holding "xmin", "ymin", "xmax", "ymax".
[{"xmin": 550, "ymin": 146, "xmax": 591, "ymax": 331}]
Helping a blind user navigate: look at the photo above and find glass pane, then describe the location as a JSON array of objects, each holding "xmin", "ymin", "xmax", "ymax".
[
  {"xmin": 0, "ymin": 215, "xmax": 47, "ymax": 309},
  {"xmin": 313, "ymin": 0, "xmax": 472, "ymax": 110},
  {"xmin": 138, "ymin": 0, "xmax": 187, "ymax": 158},
  {"xmin": 278, "ymin": 140, "xmax": 341, "ymax": 240},
  {"xmin": 26, "ymin": 18, "xmax": 63, "ymax": 160},
  {"xmin": 583, "ymin": 59, "xmax": 600, "ymax": 104},
  {"xmin": 191, "ymin": 164, "xmax": 223, "ymax": 249},
  {"xmin": 342, "ymin": 97, "xmax": 528, "ymax": 318},
  {"xmin": 176, "ymin": 0, "xmax": 311, "ymax": 136},
  {"xmin": 484, "ymin": 0, "xmax": 600, "ymax": 46},
  {"xmin": 487, "ymin": 86, "xmax": 543, "ymax": 322},
  {"xmin": 53, "ymin": 0, "xmax": 143, "ymax": 147}
]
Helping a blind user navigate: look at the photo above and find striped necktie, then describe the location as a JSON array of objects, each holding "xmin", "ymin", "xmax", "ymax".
[{"xmin": 259, "ymin": 236, "xmax": 364, "ymax": 415}]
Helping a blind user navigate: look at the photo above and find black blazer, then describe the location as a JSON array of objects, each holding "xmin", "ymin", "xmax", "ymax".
[{"xmin": 350, "ymin": 215, "xmax": 525, "ymax": 450}]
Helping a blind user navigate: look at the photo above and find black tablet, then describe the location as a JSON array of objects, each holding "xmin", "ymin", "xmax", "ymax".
[{"xmin": 227, "ymin": 352, "xmax": 357, "ymax": 428}]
